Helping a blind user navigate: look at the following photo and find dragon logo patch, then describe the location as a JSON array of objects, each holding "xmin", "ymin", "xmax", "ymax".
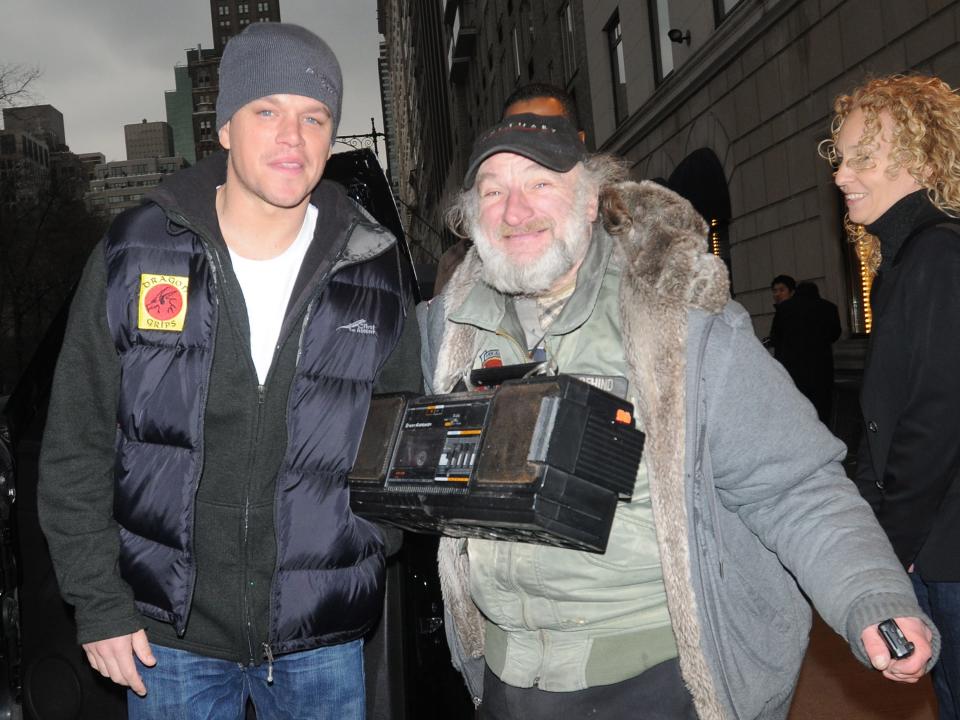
[{"xmin": 138, "ymin": 274, "xmax": 188, "ymax": 332}]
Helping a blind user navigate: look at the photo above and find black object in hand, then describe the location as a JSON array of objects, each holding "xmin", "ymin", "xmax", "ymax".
[{"xmin": 877, "ymin": 619, "xmax": 915, "ymax": 660}]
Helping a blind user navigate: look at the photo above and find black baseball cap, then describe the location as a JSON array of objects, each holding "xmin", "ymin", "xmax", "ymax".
[{"xmin": 462, "ymin": 113, "xmax": 586, "ymax": 189}]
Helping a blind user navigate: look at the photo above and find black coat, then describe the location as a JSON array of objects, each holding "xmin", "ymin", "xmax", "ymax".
[
  {"xmin": 855, "ymin": 191, "xmax": 960, "ymax": 581},
  {"xmin": 769, "ymin": 290, "xmax": 840, "ymax": 422}
]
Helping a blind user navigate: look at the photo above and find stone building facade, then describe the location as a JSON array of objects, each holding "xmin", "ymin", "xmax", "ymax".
[
  {"xmin": 379, "ymin": 0, "xmax": 960, "ymax": 336},
  {"xmin": 581, "ymin": 0, "xmax": 960, "ymax": 338}
]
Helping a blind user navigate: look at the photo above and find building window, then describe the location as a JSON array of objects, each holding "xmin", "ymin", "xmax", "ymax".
[
  {"xmin": 219, "ymin": 4, "xmax": 229, "ymax": 14},
  {"xmin": 648, "ymin": 0, "xmax": 675, "ymax": 83},
  {"xmin": 257, "ymin": 2, "xmax": 269, "ymax": 11},
  {"xmin": 714, "ymin": 0, "xmax": 744, "ymax": 24},
  {"xmin": 559, "ymin": 1, "xmax": 577, "ymax": 81},
  {"xmin": 606, "ymin": 10, "xmax": 628, "ymax": 124},
  {"xmin": 238, "ymin": 3, "xmax": 249, "ymax": 12}
]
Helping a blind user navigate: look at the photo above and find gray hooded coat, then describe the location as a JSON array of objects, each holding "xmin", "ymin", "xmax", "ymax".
[{"xmin": 420, "ymin": 181, "xmax": 938, "ymax": 720}]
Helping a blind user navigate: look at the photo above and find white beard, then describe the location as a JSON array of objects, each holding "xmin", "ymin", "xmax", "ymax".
[{"xmin": 470, "ymin": 190, "xmax": 594, "ymax": 296}]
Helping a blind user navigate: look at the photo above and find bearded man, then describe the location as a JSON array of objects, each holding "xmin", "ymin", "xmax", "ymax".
[{"xmin": 419, "ymin": 114, "xmax": 938, "ymax": 720}]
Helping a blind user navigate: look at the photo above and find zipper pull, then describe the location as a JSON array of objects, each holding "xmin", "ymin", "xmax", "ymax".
[
  {"xmin": 258, "ymin": 384, "xmax": 266, "ymax": 405},
  {"xmin": 263, "ymin": 642, "xmax": 274, "ymax": 684}
]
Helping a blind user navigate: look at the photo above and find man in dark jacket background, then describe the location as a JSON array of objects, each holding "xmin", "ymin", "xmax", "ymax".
[
  {"xmin": 769, "ymin": 276, "xmax": 841, "ymax": 425},
  {"xmin": 37, "ymin": 22, "xmax": 417, "ymax": 718}
]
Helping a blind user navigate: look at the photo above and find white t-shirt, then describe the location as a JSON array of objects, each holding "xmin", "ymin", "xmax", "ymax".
[{"xmin": 228, "ymin": 203, "xmax": 318, "ymax": 384}]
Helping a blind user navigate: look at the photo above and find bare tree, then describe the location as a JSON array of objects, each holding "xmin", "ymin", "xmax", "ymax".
[
  {"xmin": 1, "ymin": 63, "xmax": 92, "ymax": 392},
  {"xmin": 0, "ymin": 170, "xmax": 104, "ymax": 392},
  {"xmin": 0, "ymin": 63, "xmax": 40, "ymax": 110}
]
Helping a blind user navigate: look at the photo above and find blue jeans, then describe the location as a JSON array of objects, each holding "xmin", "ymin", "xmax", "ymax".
[
  {"xmin": 126, "ymin": 640, "xmax": 365, "ymax": 720},
  {"xmin": 912, "ymin": 573, "xmax": 960, "ymax": 720}
]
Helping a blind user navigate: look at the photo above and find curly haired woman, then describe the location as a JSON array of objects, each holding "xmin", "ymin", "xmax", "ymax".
[{"xmin": 823, "ymin": 74, "xmax": 960, "ymax": 719}]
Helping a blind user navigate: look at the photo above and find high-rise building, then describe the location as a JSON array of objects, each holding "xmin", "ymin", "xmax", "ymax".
[
  {"xmin": 124, "ymin": 120, "xmax": 175, "ymax": 160},
  {"xmin": 0, "ymin": 104, "xmax": 88, "ymax": 205},
  {"xmin": 167, "ymin": 1, "xmax": 282, "ymax": 163},
  {"xmin": 0, "ymin": 128, "xmax": 50, "ymax": 207},
  {"xmin": 2, "ymin": 105, "xmax": 66, "ymax": 150},
  {"xmin": 165, "ymin": 65, "xmax": 196, "ymax": 165},
  {"xmin": 210, "ymin": 0, "xmax": 281, "ymax": 52},
  {"xmin": 184, "ymin": 45, "xmax": 221, "ymax": 162}
]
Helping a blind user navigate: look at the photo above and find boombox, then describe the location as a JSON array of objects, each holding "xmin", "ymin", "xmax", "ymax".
[{"xmin": 348, "ymin": 374, "xmax": 645, "ymax": 553}]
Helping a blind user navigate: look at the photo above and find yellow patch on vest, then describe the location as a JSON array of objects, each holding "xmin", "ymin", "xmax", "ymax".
[{"xmin": 137, "ymin": 274, "xmax": 189, "ymax": 332}]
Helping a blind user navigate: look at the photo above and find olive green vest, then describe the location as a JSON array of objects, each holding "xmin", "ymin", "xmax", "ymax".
[{"xmin": 451, "ymin": 227, "xmax": 678, "ymax": 691}]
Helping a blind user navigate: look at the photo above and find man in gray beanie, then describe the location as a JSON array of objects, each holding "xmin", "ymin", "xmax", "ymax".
[{"xmin": 38, "ymin": 21, "xmax": 418, "ymax": 718}]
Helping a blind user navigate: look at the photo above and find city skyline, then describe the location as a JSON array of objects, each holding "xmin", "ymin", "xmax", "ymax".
[{"xmin": 1, "ymin": 0, "xmax": 386, "ymax": 163}]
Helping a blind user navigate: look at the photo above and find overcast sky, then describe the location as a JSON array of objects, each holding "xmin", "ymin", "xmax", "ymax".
[{"xmin": 1, "ymin": 0, "xmax": 386, "ymax": 163}]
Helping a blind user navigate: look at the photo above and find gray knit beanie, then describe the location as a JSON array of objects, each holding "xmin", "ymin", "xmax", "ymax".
[{"xmin": 216, "ymin": 22, "xmax": 343, "ymax": 133}]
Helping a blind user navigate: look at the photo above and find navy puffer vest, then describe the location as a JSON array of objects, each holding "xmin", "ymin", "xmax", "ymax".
[{"xmin": 103, "ymin": 204, "xmax": 405, "ymax": 649}]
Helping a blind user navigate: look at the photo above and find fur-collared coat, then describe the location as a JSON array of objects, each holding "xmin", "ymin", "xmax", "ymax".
[{"xmin": 421, "ymin": 181, "xmax": 935, "ymax": 720}]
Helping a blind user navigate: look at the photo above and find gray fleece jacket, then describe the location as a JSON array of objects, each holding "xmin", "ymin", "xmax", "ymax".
[{"xmin": 420, "ymin": 180, "xmax": 939, "ymax": 720}]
